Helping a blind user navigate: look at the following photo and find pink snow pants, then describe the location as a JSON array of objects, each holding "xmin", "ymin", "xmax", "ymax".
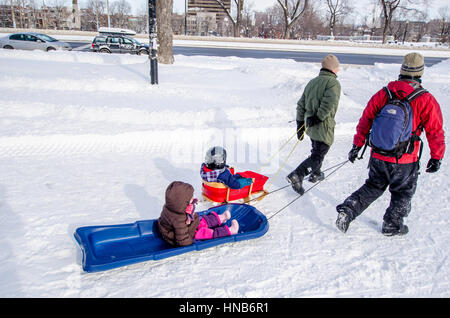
[{"xmin": 194, "ymin": 211, "xmax": 231, "ymax": 240}]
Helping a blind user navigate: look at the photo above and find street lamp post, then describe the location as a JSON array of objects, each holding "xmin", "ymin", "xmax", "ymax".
[
  {"xmin": 184, "ymin": 0, "xmax": 187, "ymax": 36},
  {"xmin": 106, "ymin": 0, "xmax": 111, "ymax": 27},
  {"xmin": 148, "ymin": 0, "xmax": 158, "ymax": 85},
  {"xmin": 402, "ymin": 20, "xmax": 409, "ymax": 45}
]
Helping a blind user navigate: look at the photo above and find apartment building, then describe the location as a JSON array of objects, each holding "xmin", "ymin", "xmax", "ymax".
[{"xmin": 187, "ymin": 0, "xmax": 231, "ymax": 36}]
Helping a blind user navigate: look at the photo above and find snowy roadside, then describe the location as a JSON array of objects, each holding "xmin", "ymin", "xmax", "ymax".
[{"xmin": 1, "ymin": 29, "xmax": 449, "ymax": 58}]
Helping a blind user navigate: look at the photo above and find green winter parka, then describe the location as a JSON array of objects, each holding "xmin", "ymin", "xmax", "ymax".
[{"xmin": 296, "ymin": 68, "xmax": 341, "ymax": 146}]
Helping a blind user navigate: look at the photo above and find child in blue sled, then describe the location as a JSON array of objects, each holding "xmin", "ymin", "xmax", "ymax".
[
  {"xmin": 158, "ymin": 181, "xmax": 239, "ymax": 246},
  {"xmin": 200, "ymin": 146, "xmax": 253, "ymax": 189}
]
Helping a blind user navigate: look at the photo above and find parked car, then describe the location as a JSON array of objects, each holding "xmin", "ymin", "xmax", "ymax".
[
  {"xmin": 91, "ymin": 28, "xmax": 149, "ymax": 55},
  {"xmin": 0, "ymin": 32, "xmax": 72, "ymax": 51}
]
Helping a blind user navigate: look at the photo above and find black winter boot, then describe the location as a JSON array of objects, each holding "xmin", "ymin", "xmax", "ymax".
[
  {"xmin": 381, "ymin": 222, "xmax": 409, "ymax": 236},
  {"xmin": 336, "ymin": 209, "xmax": 351, "ymax": 233},
  {"xmin": 286, "ymin": 171, "xmax": 305, "ymax": 195},
  {"xmin": 308, "ymin": 171, "xmax": 325, "ymax": 183}
]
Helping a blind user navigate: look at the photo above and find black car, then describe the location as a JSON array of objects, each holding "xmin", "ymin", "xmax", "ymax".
[{"xmin": 91, "ymin": 30, "xmax": 149, "ymax": 55}]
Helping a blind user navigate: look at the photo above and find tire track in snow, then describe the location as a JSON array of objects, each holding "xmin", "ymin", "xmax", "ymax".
[
  {"xmin": 0, "ymin": 127, "xmax": 282, "ymax": 159},
  {"xmin": 0, "ymin": 133, "xmax": 169, "ymax": 158},
  {"xmin": 0, "ymin": 123, "xmax": 356, "ymax": 160}
]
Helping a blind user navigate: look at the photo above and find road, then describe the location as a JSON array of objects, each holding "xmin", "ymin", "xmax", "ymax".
[{"xmin": 68, "ymin": 41, "xmax": 447, "ymax": 66}]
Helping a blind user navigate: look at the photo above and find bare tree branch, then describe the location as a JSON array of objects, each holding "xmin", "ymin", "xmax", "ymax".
[
  {"xmin": 215, "ymin": 0, "xmax": 245, "ymax": 37},
  {"xmin": 276, "ymin": 0, "xmax": 309, "ymax": 39}
]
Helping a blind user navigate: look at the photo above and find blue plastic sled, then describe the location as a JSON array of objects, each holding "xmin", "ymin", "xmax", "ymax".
[{"xmin": 74, "ymin": 203, "xmax": 269, "ymax": 272}]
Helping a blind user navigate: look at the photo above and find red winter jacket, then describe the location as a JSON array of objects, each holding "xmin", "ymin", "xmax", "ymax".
[{"xmin": 353, "ymin": 79, "xmax": 445, "ymax": 164}]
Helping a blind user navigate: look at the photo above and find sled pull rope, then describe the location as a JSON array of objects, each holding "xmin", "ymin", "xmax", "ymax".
[
  {"xmin": 247, "ymin": 159, "xmax": 349, "ymax": 203},
  {"xmin": 266, "ymin": 160, "xmax": 349, "ymax": 221},
  {"xmin": 258, "ymin": 123, "xmax": 306, "ymax": 172},
  {"xmin": 265, "ymin": 126, "xmax": 309, "ymax": 192}
]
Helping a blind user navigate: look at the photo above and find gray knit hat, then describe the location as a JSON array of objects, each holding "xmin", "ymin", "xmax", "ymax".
[
  {"xmin": 321, "ymin": 54, "xmax": 340, "ymax": 71},
  {"xmin": 400, "ymin": 52, "xmax": 425, "ymax": 77}
]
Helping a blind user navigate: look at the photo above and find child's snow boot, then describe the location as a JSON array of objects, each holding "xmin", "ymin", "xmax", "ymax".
[
  {"xmin": 229, "ymin": 220, "xmax": 239, "ymax": 235},
  {"xmin": 286, "ymin": 171, "xmax": 305, "ymax": 195},
  {"xmin": 381, "ymin": 222, "xmax": 409, "ymax": 236},
  {"xmin": 220, "ymin": 210, "xmax": 231, "ymax": 223},
  {"xmin": 308, "ymin": 171, "xmax": 325, "ymax": 183}
]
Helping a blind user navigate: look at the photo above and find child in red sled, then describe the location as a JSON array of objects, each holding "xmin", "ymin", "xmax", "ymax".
[
  {"xmin": 158, "ymin": 181, "xmax": 239, "ymax": 246},
  {"xmin": 200, "ymin": 146, "xmax": 253, "ymax": 189}
]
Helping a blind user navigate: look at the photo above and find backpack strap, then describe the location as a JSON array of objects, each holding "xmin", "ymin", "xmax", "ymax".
[
  {"xmin": 404, "ymin": 87, "xmax": 428, "ymax": 103},
  {"xmin": 383, "ymin": 87, "xmax": 394, "ymax": 101},
  {"xmin": 358, "ymin": 137, "xmax": 369, "ymax": 160},
  {"xmin": 405, "ymin": 88, "xmax": 427, "ymax": 166},
  {"xmin": 409, "ymin": 123, "xmax": 425, "ymax": 168},
  {"xmin": 383, "ymin": 86, "xmax": 427, "ymax": 103}
]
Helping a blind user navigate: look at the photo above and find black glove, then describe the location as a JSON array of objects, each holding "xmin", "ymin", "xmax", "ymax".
[
  {"xmin": 306, "ymin": 115, "xmax": 321, "ymax": 128},
  {"xmin": 426, "ymin": 158, "xmax": 441, "ymax": 173},
  {"xmin": 348, "ymin": 144, "xmax": 361, "ymax": 163},
  {"xmin": 297, "ymin": 121, "xmax": 305, "ymax": 141}
]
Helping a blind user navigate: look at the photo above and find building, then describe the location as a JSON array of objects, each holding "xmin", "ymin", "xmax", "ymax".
[
  {"xmin": 67, "ymin": 0, "xmax": 81, "ymax": 30},
  {"xmin": 188, "ymin": 0, "xmax": 230, "ymax": 20},
  {"xmin": 187, "ymin": 0, "xmax": 231, "ymax": 36},
  {"xmin": 0, "ymin": 3, "xmax": 80, "ymax": 30}
]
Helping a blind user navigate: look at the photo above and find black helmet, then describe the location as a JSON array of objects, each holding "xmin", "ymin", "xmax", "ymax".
[{"xmin": 205, "ymin": 146, "xmax": 227, "ymax": 170}]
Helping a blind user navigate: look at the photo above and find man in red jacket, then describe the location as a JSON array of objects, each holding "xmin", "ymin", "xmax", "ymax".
[{"xmin": 335, "ymin": 52, "xmax": 445, "ymax": 236}]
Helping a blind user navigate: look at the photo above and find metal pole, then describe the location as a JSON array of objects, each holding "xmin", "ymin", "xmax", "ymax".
[
  {"xmin": 184, "ymin": 0, "xmax": 187, "ymax": 36},
  {"xmin": 148, "ymin": 0, "xmax": 158, "ymax": 85},
  {"xmin": 106, "ymin": 0, "xmax": 110, "ymax": 27},
  {"xmin": 402, "ymin": 20, "xmax": 409, "ymax": 45}
]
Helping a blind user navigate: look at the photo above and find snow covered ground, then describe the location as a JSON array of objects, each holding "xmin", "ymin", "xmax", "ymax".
[{"xmin": 0, "ymin": 47, "xmax": 449, "ymax": 298}]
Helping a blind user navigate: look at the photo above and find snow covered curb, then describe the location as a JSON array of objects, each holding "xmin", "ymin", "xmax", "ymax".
[{"xmin": 172, "ymin": 39, "xmax": 450, "ymax": 58}]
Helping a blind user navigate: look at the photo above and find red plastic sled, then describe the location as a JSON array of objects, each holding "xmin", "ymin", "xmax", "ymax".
[{"xmin": 202, "ymin": 170, "xmax": 269, "ymax": 203}]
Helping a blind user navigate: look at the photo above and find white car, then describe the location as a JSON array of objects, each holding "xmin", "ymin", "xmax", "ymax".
[{"xmin": 0, "ymin": 32, "xmax": 72, "ymax": 51}]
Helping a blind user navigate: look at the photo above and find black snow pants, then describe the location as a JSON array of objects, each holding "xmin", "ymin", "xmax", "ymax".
[
  {"xmin": 337, "ymin": 157, "xmax": 419, "ymax": 227},
  {"xmin": 294, "ymin": 139, "xmax": 330, "ymax": 178}
]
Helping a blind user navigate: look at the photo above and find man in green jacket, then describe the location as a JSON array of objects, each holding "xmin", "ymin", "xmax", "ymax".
[{"xmin": 287, "ymin": 54, "xmax": 342, "ymax": 195}]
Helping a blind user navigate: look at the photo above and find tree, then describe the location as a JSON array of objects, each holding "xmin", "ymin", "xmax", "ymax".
[
  {"xmin": 262, "ymin": 4, "xmax": 285, "ymax": 38},
  {"xmin": 215, "ymin": 0, "xmax": 245, "ymax": 37},
  {"xmin": 157, "ymin": 0, "xmax": 174, "ymax": 64},
  {"xmin": 10, "ymin": 0, "xmax": 16, "ymax": 28},
  {"xmin": 242, "ymin": 1, "xmax": 255, "ymax": 37},
  {"xmin": 438, "ymin": 6, "xmax": 450, "ymax": 43},
  {"xmin": 379, "ymin": 0, "xmax": 401, "ymax": 43},
  {"xmin": 111, "ymin": 0, "xmax": 130, "ymax": 28},
  {"xmin": 276, "ymin": 0, "xmax": 309, "ymax": 39},
  {"xmin": 324, "ymin": 0, "xmax": 352, "ymax": 36},
  {"xmin": 379, "ymin": 0, "xmax": 432, "ymax": 43},
  {"xmin": 362, "ymin": 0, "xmax": 382, "ymax": 37},
  {"xmin": 28, "ymin": 0, "xmax": 39, "ymax": 28},
  {"xmin": 297, "ymin": 3, "xmax": 327, "ymax": 39},
  {"xmin": 50, "ymin": 0, "xmax": 68, "ymax": 29},
  {"xmin": 86, "ymin": 0, "xmax": 105, "ymax": 30},
  {"xmin": 15, "ymin": 0, "xmax": 29, "ymax": 28}
]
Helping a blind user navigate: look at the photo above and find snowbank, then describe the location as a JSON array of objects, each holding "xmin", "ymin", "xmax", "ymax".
[
  {"xmin": 0, "ymin": 49, "xmax": 449, "ymax": 297},
  {"xmin": 172, "ymin": 39, "xmax": 450, "ymax": 58}
]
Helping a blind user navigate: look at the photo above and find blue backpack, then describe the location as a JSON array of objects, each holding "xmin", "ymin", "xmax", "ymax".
[{"xmin": 368, "ymin": 86, "xmax": 427, "ymax": 160}]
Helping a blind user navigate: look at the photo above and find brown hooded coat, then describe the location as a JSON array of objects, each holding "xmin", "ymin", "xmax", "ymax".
[{"xmin": 158, "ymin": 181, "xmax": 201, "ymax": 246}]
